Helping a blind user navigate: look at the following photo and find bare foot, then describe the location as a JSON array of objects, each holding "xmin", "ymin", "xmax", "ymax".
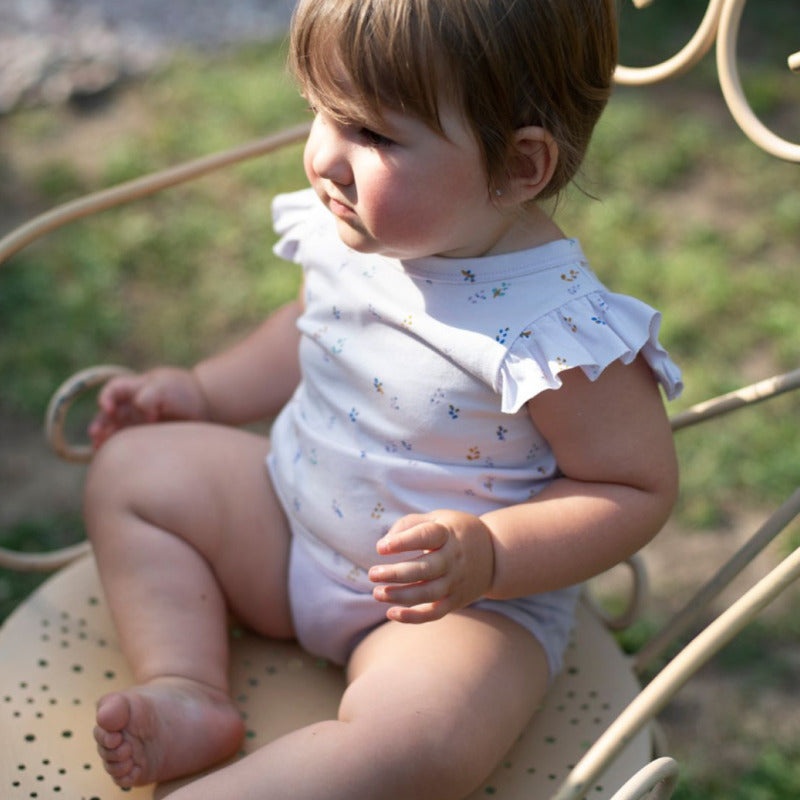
[{"xmin": 93, "ymin": 676, "xmax": 245, "ymax": 787}]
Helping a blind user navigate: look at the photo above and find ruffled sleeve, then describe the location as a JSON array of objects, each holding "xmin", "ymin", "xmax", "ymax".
[
  {"xmin": 499, "ymin": 290, "xmax": 683, "ymax": 413},
  {"xmin": 271, "ymin": 188, "xmax": 321, "ymax": 264}
]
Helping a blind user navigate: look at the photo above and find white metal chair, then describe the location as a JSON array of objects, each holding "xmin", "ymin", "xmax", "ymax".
[{"xmin": 2, "ymin": 2, "xmax": 799, "ymax": 797}]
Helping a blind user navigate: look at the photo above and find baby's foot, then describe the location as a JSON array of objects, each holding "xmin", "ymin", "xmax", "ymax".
[{"xmin": 93, "ymin": 676, "xmax": 245, "ymax": 787}]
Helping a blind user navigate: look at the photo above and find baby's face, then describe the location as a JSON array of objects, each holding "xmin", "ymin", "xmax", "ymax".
[{"xmin": 303, "ymin": 93, "xmax": 517, "ymax": 260}]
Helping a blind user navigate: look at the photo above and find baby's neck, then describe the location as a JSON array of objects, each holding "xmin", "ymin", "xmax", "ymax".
[{"xmin": 482, "ymin": 205, "xmax": 565, "ymax": 256}]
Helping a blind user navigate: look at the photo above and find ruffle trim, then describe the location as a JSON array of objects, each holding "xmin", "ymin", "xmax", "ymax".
[
  {"xmin": 271, "ymin": 188, "xmax": 320, "ymax": 263},
  {"xmin": 499, "ymin": 291, "xmax": 683, "ymax": 414}
]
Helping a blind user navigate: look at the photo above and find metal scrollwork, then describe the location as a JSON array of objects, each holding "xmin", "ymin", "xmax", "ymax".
[{"xmin": 616, "ymin": 0, "xmax": 799, "ymax": 162}]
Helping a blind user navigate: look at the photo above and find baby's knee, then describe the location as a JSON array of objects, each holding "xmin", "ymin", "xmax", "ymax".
[{"xmin": 83, "ymin": 426, "xmax": 159, "ymax": 522}]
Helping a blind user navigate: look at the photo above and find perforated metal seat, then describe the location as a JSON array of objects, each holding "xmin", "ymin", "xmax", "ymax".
[{"xmin": 1, "ymin": 554, "xmax": 650, "ymax": 800}]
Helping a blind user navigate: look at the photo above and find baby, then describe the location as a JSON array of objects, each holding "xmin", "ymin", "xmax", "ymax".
[{"xmin": 86, "ymin": 1, "xmax": 681, "ymax": 798}]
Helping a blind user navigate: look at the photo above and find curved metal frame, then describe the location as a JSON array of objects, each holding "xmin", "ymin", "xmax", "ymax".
[{"xmin": 615, "ymin": 0, "xmax": 799, "ymax": 162}]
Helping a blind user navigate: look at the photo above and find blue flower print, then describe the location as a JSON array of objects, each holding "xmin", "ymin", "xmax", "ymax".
[
  {"xmin": 496, "ymin": 426, "xmax": 508, "ymax": 441},
  {"xmin": 373, "ymin": 378, "xmax": 384, "ymax": 394},
  {"xmin": 495, "ymin": 327, "xmax": 510, "ymax": 344},
  {"xmin": 448, "ymin": 404, "xmax": 460, "ymax": 420},
  {"xmin": 349, "ymin": 408, "xmax": 359, "ymax": 422},
  {"xmin": 461, "ymin": 269, "xmax": 476, "ymax": 283}
]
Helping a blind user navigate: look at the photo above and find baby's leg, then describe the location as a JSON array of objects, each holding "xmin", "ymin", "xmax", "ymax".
[
  {"xmin": 161, "ymin": 609, "xmax": 550, "ymax": 800},
  {"xmin": 83, "ymin": 422, "xmax": 293, "ymax": 787}
]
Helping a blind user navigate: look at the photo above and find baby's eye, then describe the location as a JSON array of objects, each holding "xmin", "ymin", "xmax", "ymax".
[{"xmin": 359, "ymin": 127, "xmax": 394, "ymax": 148}]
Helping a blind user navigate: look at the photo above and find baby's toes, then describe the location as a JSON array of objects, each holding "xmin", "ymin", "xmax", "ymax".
[
  {"xmin": 103, "ymin": 756, "xmax": 134, "ymax": 778},
  {"xmin": 96, "ymin": 737, "xmax": 132, "ymax": 763},
  {"xmin": 93, "ymin": 725, "xmax": 123, "ymax": 750}
]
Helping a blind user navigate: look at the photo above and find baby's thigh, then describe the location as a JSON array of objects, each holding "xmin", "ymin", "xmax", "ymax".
[
  {"xmin": 85, "ymin": 421, "xmax": 293, "ymax": 634},
  {"xmin": 342, "ymin": 610, "xmax": 550, "ymax": 799}
]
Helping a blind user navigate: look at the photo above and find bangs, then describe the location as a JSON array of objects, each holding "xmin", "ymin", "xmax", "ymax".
[{"xmin": 289, "ymin": 0, "xmax": 446, "ymax": 134}]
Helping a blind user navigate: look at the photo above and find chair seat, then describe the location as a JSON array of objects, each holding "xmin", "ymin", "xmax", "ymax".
[{"xmin": 1, "ymin": 555, "xmax": 651, "ymax": 800}]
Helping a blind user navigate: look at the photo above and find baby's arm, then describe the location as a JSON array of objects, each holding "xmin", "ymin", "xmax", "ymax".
[
  {"xmin": 89, "ymin": 297, "xmax": 303, "ymax": 446},
  {"xmin": 370, "ymin": 355, "xmax": 678, "ymax": 622}
]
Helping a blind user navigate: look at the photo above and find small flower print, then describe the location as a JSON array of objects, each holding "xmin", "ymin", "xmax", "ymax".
[
  {"xmin": 496, "ymin": 426, "xmax": 508, "ymax": 441},
  {"xmin": 492, "ymin": 281, "xmax": 510, "ymax": 298},
  {"xmin": 402, "ymin": 314, "xmax": 414, "ymax": 327},
  {"xmin": 562, "ymin": 316, "xmax": 577, "ymax": 333},
  {"xmin": 520, "ymin": 329, "xmax": 532, "ymax": 339},
  {"xmin": 591, "ymin": 316, "xmax": 607, "ymax": 326},
  {"xmin": 448, "ymin": 404, "xmax": 460, "ymax": 420},
  {"xmin": 349, "ymin": 408, "xmax": 359, "ymax": 422},
  {"xmin": 400, "ymin": 440, "xmax": 413, "ymax": 451},
  {"xmin": 483, "ymin": 477, "xmax": 495, "ymax": 492},
  {"xmin": 309, "ymin": 448, "xmax": 319, "ymax": 465},
  {"xmin": 390, "ymin": 396, "xmax": 400, "ymax": 411},
  {"xmin": 526, "ymin": 444, "xmax": 542, "ymax": 461},
  {"xmin": 461, "ymin": 269, "xmax": 476, "ymax": 283},
  {"xmin": 495, "ymin": 326, "xmax": 510, "ymax": 344},
  {"xmin": 561, "ymin": 269, "xmax": 580, "ymax": 283},
  {"xmin": 332, "ymin": 306, "xmax": 342, "ymax": 319},
  {"xmin": 466, "ymin": 446, "xmax": 481, "ymax": 461},
  {"xmin": 371, "ymin": 502, "xmax": 386, "ymax": 520},
  {"xmin": 331, "ymin": 338, "xmax": 346, "ymax": 354},
  {"xmin": 430, "ymin": 388, "xmax": 446, "ymax": 405},
  {"xmin": 332, "ymin": 500, "xmax": 344, "ymax": 518},
  {"xmin": 373, "ymin": 378, "xmax": 384, "ymax": 394},
  {"xmin": 468, "ymin": 290, "xmax": 488, "ymax": 304}
]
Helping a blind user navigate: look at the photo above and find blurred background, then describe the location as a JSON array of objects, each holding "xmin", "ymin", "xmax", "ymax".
[{"xmin": 1, "ymin": 1, "xmax": 799, "ymax": 797}]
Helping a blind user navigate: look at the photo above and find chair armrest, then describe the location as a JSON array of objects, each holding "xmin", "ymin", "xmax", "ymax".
[
  {"xmin": 551, "ymin": 540, "xmax": 800, "ymax": 800},
  {"xmin": 607, "ymin": 757, "xmax": 679, "ymax": 800}
]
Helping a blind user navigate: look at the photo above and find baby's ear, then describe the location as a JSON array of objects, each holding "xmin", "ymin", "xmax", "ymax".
[{"xmin": 497, "ymin": 127, "xmax": 558, "ymax": 205}]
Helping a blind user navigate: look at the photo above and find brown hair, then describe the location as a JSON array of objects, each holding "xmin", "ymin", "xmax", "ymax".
[{"xmin": 289, "ymin": 0, "xmax": 618, "ymax": 201}]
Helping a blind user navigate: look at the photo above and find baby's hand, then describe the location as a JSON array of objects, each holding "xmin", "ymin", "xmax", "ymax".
[
  {"xmin": 368, "ymin": 510, "xmax": 495, "ymax": 624},
  {"xmin": 88, "ymin": 367, "xmax": 211, "ymax": 449}
]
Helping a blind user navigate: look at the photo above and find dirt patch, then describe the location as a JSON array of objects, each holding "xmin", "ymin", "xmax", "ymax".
[{"xmin": 0, "ymin": 409, "xmax": 87, "ymax": 529}]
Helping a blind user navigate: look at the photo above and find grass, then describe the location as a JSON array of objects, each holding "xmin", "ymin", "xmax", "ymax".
[{"xmin": 1, "ymin": 5, "xmax": 799, "ymax": 796}]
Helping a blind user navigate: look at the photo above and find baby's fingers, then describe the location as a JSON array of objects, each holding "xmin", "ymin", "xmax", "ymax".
[
  {"xmin": 368, "ymin": 552, "xmax": 447, "ymax": 586},
  {"xmin": 97, "ymin": 374, "xmax": 146, "ymax": 413},
  {"xmin": 385, "ymin": 600, "xmax": 451, "ymax": 625},
  {"xmin": 376, "ymin": 518, "xmax": 449, "ymax": 556},
  {"xmin": 373, "ymin": 575, "xmax": 450, "ymax": 608}
]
